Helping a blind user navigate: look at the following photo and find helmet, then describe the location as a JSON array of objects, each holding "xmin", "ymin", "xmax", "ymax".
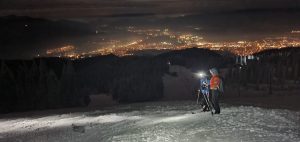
[{"xmin": 209, "ymin": 68, "xmax": 218, "ymax": 75}]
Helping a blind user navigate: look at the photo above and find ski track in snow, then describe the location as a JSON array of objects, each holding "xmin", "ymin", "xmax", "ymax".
[{"xmin": 0, "ymin": 101, "xmax": 299, "ymax": 142}]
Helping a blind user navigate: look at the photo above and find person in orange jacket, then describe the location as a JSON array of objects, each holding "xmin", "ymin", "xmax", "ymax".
[{"xmin": 209, "ymin": 68, "xmax": 223, "ymax": 114}]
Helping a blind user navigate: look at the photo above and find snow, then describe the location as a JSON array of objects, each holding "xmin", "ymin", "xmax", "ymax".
[{"xmin": 0, "ymin": 101, "xmax": 299, "ymax": 142}]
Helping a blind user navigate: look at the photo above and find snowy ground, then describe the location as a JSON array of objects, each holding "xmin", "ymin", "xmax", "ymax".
[{"xmin": 0, "ymin": 101, "xmax": 300, "ymax": 142}]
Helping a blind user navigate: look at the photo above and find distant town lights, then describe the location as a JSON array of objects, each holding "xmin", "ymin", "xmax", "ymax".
[
  {"xmin": 44, "ymin": 27, "xmax": 300, "ymax": 58},
  {"xmin": 291, "ymin": 30, "xmax": 300, "ymax": 34}
]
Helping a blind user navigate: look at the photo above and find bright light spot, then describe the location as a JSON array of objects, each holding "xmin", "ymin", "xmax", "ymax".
[
  {"xmin": 196, "ymin": 72, "xmax": 206, "ymax": 78},
  {"xmin": 46, "ymin": 45, "xmax": 75, "ymax": 55},
  {"xmin": 291, "ymin": 30, "xmax": 300, "ymax": 34},
  {"xmin": 238, "ymin": 41, "xmax": 246, "ymax": 44}
]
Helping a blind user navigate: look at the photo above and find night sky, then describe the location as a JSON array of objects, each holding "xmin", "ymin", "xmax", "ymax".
[{"xmin": 0, "ymin": 0, "xmax": 299, "ymax": 18}]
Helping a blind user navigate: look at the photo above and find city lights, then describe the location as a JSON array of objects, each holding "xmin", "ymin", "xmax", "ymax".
[
  {"xmin": 43, "ymin": 27, "xmax": 300, "ymax": 58},
  {"xmin": 46, "ymin": 45, "xmax": 75, "ymax": 55}
]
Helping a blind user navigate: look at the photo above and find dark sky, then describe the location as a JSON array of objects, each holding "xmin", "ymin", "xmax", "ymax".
[{"xmin": 1, "ymin": 0, "xmax": 300, "ymax": 19}]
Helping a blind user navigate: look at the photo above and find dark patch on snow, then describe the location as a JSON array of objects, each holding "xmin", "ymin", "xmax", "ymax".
[{"xmin": 71, "ymin": 124, "xmax": 85, "ymax": 133}]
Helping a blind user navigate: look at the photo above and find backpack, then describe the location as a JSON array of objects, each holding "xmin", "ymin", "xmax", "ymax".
[{"xmin": 218, "ymin": 79, "xmax": 224, "ymax": 93}]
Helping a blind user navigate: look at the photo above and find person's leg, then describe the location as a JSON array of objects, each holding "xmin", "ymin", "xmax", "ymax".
[
  {"xmin": 212, "ymin": 90, "xmax": 220, "ymax": 114},
  {"xmin": 200, "ymin": 95, "xmax": 209, "ymax": 111}
]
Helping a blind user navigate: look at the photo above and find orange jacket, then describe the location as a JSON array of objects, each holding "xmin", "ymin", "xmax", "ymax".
[{"xmin": 210, "ymin": 75, "xmax": 221, "ymax": 90}]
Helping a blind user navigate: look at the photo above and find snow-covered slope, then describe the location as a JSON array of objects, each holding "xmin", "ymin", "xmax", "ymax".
[
  {"xmin": 1, "ymin": 101, "xmax": 299, "ymax": 142},
  {"xmin": 163, "ymin": 65, "xmax": 198, "ymax": 100}
]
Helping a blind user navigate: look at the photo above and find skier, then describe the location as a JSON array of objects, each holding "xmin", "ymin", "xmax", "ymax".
[
  {"xmin": 209, "ymin": 68, "xmax": 223, "ymax": 114},
  {"xmin": 199, "ymin": 76, "xmax": 210, "ymax": 112}
]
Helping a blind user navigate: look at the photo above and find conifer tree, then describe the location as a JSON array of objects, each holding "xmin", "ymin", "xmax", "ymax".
[
  {"xmin": 0, "ymin": 61, "xmax": 17, "ymax": 112},
  {"xmin": 46, "ymin": 70, "xmax": 61, "ymax": 108}
]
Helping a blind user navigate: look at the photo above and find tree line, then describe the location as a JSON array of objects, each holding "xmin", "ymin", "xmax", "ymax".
[
  {"xmin": 0, "ymin": 48, "xmax": 224, "ymax": 113},
  {"xmin": 224, "ymin": 47, "xmax": 300, "ymax": 96}
]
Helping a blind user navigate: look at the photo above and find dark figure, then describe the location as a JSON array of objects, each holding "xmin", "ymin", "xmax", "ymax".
[
  {"xmin": 199, "ymin": 77, "xmax": 210, "ymax": 112},
  {"xmin": 211, "ymin": 90, "xmax": 220, "ymax": 114},
  {"xmin": 209, "ymin": 68, "xmax": 223, "ymax": 114},
  {"xmin": 201, "ymin": 98, "xmax": 210, "ymax": 112}
]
